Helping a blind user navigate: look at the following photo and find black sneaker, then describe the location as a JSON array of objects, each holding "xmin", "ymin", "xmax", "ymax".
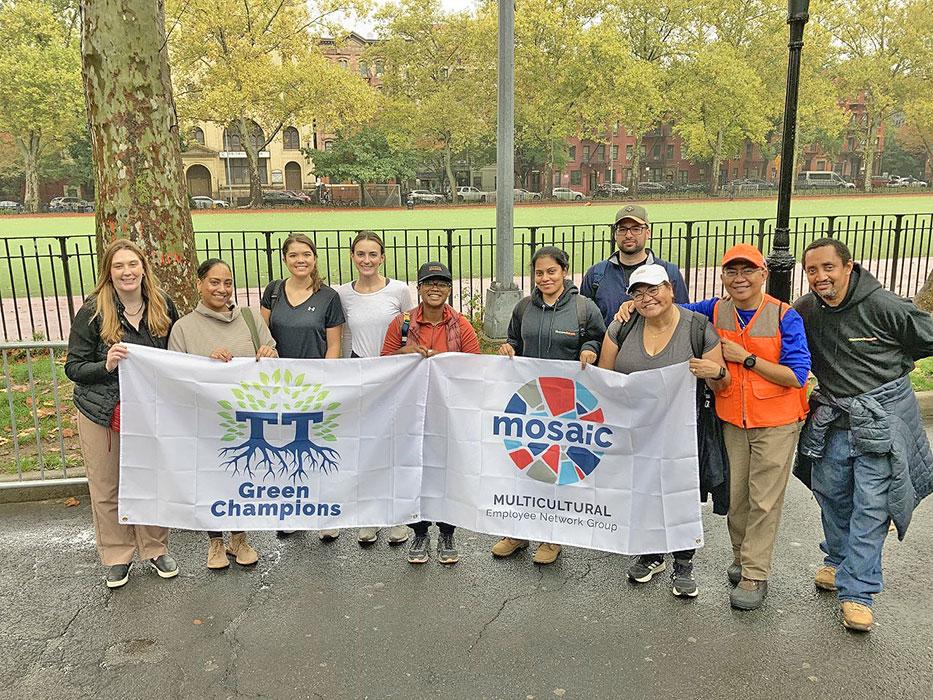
[
  {"xmin": 671, "ymin": 558, "xmax": 698, "ymax": 598},
  {"xmin": 408, "ymin": 534, "xmax": 429, "ymax": 564},
  {"xmin": 106, "ymin": 563, "xmax": 131, "ymax": 589},
  {"xmin": 437, "ymin": 532, "xmax": 459, "ymax": 565},
  {"xmin": 276, "ymin": 530, "xmax": 296, "ymax": 539},
  {"xmin": 149, "ymin": 554, "xmax": 179, "ymax": 579},
  {"xmin": 626, "ymin": 555, "xmax": 666, "ymax": 583}
]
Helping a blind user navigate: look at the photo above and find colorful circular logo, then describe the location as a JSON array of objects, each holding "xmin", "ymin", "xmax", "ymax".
[{"xmin": 498, "ymin": 377, "xmax": 608, "ymax": 485}]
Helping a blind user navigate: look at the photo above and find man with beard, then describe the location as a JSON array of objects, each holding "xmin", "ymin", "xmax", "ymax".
[
  {"xmin": 581, "ymin": 204, "xmax": 689, "ymax": 325},
  {"xmin": 794, "ymin": 238, "xmax": 933, "ymax": 632}
]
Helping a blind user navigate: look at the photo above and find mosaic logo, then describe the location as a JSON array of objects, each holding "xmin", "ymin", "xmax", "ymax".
[{"xmin": 492, "ymin": 377, "xmax": 612, "ymax": 485}]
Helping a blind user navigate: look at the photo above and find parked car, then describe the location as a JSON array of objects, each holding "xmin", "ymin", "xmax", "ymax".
[
  {"xmin": 456, "ymin": 185, "xmax": 494, "ymax": 203},
  {"xmin": 513, "ymin": 188, "xmax": 542, "ymax": 202},
  {"xmin": 593, "ymin": 183, "xmax": 629, "ymax": 199},
  {"xmin": 894, "ymin": 176, "xmax": 928, "ymax": 187},
  {"xmin": 409, "ymin": 189, "xmax": 446, "ymax": 204},
  {"xmin": 635, "ymin": 181, "xmax": 668, "ymax": 193},
  {"xmin": 796, "ymin": 171, "xmax": 855, "ymax": 189},
  {"xmin": 0, "ymin": 200, "xmax": 23, "ymax": 213},
  {"xmin": 49, "ymin": 196, "xmax": 94, "ymax": 212},
  {"xmin": 670, "ymin": 182, "xmax": 710, "ymax": 194},
  {"xmin": 191, "ymin": 196, "xmax": 229, "ymax": 209},
  {"xmin": 735, "ymin": 178, "xmax": 776, "ymax": 192},
  {"xmin": 281, "ymin": 189, "xmax": 313, "ymax": 203},
  {"xmin": 262, "ymin": 190, "xmax": 306, "ymax": 206},
  {"xmin": 551, "ymin": 187, "xmax": 585, "ymax": 201}
]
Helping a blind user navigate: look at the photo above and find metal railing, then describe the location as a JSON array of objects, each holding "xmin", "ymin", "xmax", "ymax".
[{"xmin": 1, "ymin": 212, "xmax": 931, "ymax": 341}]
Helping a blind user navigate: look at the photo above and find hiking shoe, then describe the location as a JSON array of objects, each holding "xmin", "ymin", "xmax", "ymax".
[
  {"xmin": 730, "ymin": 578, "xmax": 767, "ymax": 610},
  {"xmin": 437, "ymin": 532, "xmax": 459, "ymax": 565},
  {"xmin": 815, "ymin": 565, "xmax": 837, "ymax": 591},
  {"xmin": 492, "ymin": 537, "xmax": 529, "ymax": 557},
  {"xmin": 841, "ymin": 602, "xmax": 873, "ymax": 632},
  {"xmin": 627, "ymin": 555, "xmax": 666, "ymax": 583},
  {"xmin": 207, "ymin": 537, "xmax": 230, "ymax": 569},
  {"xmin": 106, "ymin": 563, "xmax": 131, "ymax": 589},
  {"xmin": 387, "ymin": 525, "xmax": 410, "ymax": 545},
  {"xmin": 408, "ymin": 535, "xmax": 429, "ymax": 564},
  {"xmin": 318, "ymin": 529, "xmax": 340, "ymax": 542},
  {"xmin": 727, "ymin": 562, "xmax": 742, "ymax": 586},
  {"xmin": 532, "ymin": 542, "xmax": 562, "ymax": 565},
  {"xmin": 357, "ymin": 527, "xmax": 380, "ymax": 545},
  {"xmin": 149, "ymin": 555, "xmax": 179, "ymax": 579},
  {"xmin": 227, "ymin": 533, "xmax": 259, "ymax": 566},
  {"xmin": 671, "ymin": 558, "xmax": 698, "ymax": 598},
  {"xmin": 276, "ymin": 530, "xmax": 296, "ymax": 538}
]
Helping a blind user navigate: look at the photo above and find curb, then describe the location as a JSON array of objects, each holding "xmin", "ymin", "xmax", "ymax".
[{"xmin": 0, "ymin": 477, "xmax": 89, "ymax": 505}]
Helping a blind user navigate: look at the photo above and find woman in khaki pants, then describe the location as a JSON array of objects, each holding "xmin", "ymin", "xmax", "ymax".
[{"xmin": 65, "ymin": 239, "xmax": 180, "ymax": 589}]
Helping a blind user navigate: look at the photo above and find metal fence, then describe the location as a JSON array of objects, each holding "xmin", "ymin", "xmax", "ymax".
[{"xmin": 1, "ymin": 212, "xmax": 931, "ymax": 341}]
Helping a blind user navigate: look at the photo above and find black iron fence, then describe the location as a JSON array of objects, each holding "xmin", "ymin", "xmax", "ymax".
[{"xmin": 1, "ymin": 211, "xmax": 931, "ymax": 341}]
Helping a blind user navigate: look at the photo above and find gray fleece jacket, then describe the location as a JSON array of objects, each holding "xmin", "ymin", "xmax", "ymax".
[{"xmin": 506, "ymin": 281, "xmax": 606, "ymax": 360}]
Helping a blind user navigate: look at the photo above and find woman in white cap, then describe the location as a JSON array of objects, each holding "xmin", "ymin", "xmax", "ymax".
[{"xmin": 598, "ymin": 264, "xmax": 730, "ymax": 598}]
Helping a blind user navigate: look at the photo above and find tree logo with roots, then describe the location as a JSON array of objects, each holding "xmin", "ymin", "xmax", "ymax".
[{"xmin": 216, "ymin": 369, "xmax": 341, "ymax": 482}]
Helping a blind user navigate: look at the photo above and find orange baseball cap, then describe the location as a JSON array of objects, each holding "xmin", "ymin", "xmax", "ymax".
[{"xmin": 721, "ymin": 244, "xmax": 766, "ymax": 268}]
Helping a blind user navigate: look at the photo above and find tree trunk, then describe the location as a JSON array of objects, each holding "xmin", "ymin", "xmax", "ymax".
[
  {"xmin": 80, "ymin": 0, "xmax": 199, "ymax": 313},
  {"xmin": 443, "ymin": 142, "xmax": 457, "ymax": 201},
  {"xmin": 629, "ymin": 130, "xmax": 643, "ymax": 195},
  {"xmin": 16, "ymin": 132, "xmax": 41, "ymax": 213},
  {"xmin": 710, "ymin": 128, "xmax": 724, "ymax": 194},
  {"xmin": 916, "ymin": 269, "xmax": 933, "ymax": 312},
  {"xmin": 861, "ymin": 117, "xmax": 877, "ymax": 192},
  {"xmin": 543, "ymin": 142, "xmax": 554, "ymax": 199},
  {"xmin": 238, "ymin": 117, "xmax": 264, "ymax": 208}
]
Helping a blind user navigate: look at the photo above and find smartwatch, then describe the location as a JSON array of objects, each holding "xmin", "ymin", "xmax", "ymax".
[{"xmin": 743, "ymin": 354, "xmax": 757, "ymax": 369}]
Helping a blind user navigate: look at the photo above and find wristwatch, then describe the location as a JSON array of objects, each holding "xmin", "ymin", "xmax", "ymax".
[
  {"xmin": 716, "ymin": 366, "xmax": 727, "ymax": 380},
  {"xmin": 743, "ymin": 354, "xmax": 758, "ymax": 369}
]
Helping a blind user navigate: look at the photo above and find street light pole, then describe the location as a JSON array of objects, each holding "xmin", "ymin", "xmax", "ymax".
[
  {"xmin": 766, "ymin": 0, "xmax": 810, "ymax": 302},
  {"xmin": 483, "ymin": 0, "xmax": 522, "ymax": 339}
]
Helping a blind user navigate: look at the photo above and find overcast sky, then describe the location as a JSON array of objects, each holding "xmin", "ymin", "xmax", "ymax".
[{"xmin": 341, "ymin": 0, "xmax": 478, "ymax": 37}]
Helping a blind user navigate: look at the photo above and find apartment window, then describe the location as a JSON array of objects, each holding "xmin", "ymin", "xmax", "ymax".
[
  {"xmin": 817, "ymin": 160, "xmax": 826, "ymax": 170},
  {"xmin": 626, "ymin": 145, "xmax": 633, "ymax": 161},
  {"xmin": 666, "ymin": 145, "xmax": 674, "ymax": 160},
  {"xmin": 744, "ymin": 167, "xmax": 749, "ymax": 178},
  {"xmin": 652, "ymin": 144, "xmax": 661, "ymax": 159},
  {"xmin": 614, "ymin": 122, "xmax": 620, "ymax": 135},
  {"xmin": 228, "ymin": 158, "xmax": 268, "ymax": 185},
  {"xmin": 640, "ymin": 144, "xmax": 647, "ymax": 158},
  {"xmin": 323, "ymin": 140, "xmax": 334, "ymax": 151},
  {"xmin": 650, "ymin": 168, "xmax": 662, "ymax": 181},
  {"xmin": 359, "ymin": 61, "xmax": 369, "ymax": 78},
  {"xmin": 732, "ymin": 168, "xmax": 738, "ymax": 178},
  {"xmin": 746, "ymin": 143, "xmax": 753, "ymax": 157},
  {"xmin": 595, "ymin": 145, "xmax": 604, "ymax": 161},
  {"xmin": 283, "ymin": 127, "xmax": 300, "ymax": 150},
  {"xmin": 570, "ymin": 170, "xmax": 582, "ymax": 185},
  {"xmin": 191, "ymin": 127, "xmax": 204, "ymax": 145},
  {"xmin": 374, "ymin": 60, "xmax": 384, "ymax": 77},
  {"xmin": 679, "ymin": 170, "xmax": 688, "ymax": 184},
  {"xmin": 338, "ymin": 58, "xmax": 349, "ymax": 70},
  {"xmin": 611, "ymin": 145, "xmax": 619, "ymax": 161},
  {"xmin": 583, "ymin": 145, "xmax": 590, "ymax": 161}
]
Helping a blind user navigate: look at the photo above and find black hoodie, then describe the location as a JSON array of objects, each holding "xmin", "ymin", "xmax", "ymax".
[
  {"xmin": 794, "ymin": 265, "xmax": 933, "ymax": 398},
  {"xmin": 506, "ymin": 280, "xmax": 606, "ymax": 360}
]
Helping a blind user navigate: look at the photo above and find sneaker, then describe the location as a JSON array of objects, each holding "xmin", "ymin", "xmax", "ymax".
[
  {"xmin": 727, "ymin": 562, "xmax": 742, "ymax": 586},
  {"xmin": 408, "ymin": 534, "xmax": 430, "ymax": 564},
  {"xmin": 207, "ymin": 537, "xmax": 230, "ymax": 569},
  {"xmin": 532, "ymin": 542, "xmax": 562, "ymax": 565},
  {"xmin": 491, "ymin": 537, "xmax": 529, "ymax": 558},
  {"xmin": 671, "ymin": 558, "xmax": 698, "ymax": 598},
  {"xmin": 227, "ymin": 533, "xmax": 259, "ymax": 566},
  {"xmin": 318, "ymin": 529, "xmax": 340, "ymax": 542},
  {"xmin": 106, "ymin": 563, "xmax": 131, "ymax": 589},
  {"xmin": 730, "ymin": 578, "xmax": 767, "ymax": 610},
  {"xmin": 626, "ymin": 555, "xmax": 666, "ymax": 583},
  {"xmin": 387, "ymin": 525, "xmax": 410, "ymax": 545},
  {"xmin": 276, "ymin": 530, "xmax": 296, "ymax": 539},
  {"xmin": 841, "ymin": 601, "xmax": 873, "ymax": 632},
  {"xmin": 358, "ymin": 527, "xmax": 380, "ymax": 545},
  {"xmin": 437, "ymin": 532, "xmax": 459, "ymax": 565},
  {"xmin": 149, "ymin": 554, "xmax": 179, "ymax": 579},
  {"xmin": 815, "ymin": 565, "xmax": 837, "ymax": 591}
]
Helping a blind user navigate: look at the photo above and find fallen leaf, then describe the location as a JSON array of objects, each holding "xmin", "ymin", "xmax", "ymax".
[
  {"xmin": 37, "ymin": 408, "xmax": 57, "ymax": 418},
  {"xmin": 193, "ymin": 619, "xmax": 203, "ymax": 625},
  {"xmin": 61, "ymin": 428, "xmax": 75, "ymax": 438},
  {"xmin": 63, "ymin": 496, "xmax": 80, "ymax": 507}
]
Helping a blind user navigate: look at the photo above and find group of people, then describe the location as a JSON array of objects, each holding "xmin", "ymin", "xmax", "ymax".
[{"xmin": 64, "ymin": 203, "xmax": 933, "ymax": 634}]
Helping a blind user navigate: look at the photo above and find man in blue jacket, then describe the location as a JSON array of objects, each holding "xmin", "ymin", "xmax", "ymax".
[{"xmin": 581, "ymin": 204, "xmax": 689, "ymax": 325}]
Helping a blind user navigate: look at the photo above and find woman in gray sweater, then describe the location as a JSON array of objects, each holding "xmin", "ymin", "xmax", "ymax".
[{"xmin": 168, "ymin": 259, "xmax": 277, "ymax": 570}]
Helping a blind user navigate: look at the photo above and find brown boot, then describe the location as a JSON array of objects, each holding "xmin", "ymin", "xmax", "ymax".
[
  {"xmin": 227, "ymin": 533, "xmax": 259, "ymax": 566},
  {"xmin": 207, "ymin": 537, "xmax": 230, "ymax": 569},
  {"xmin": 532, "ymin": 542, "xmax": 562, "ymax": 565},
  {"xmin": 841, "ymin": 601, "xmax": 873, "ymax": 632},
  {"xmin": 815, "ymin": 565, "xmax": 837, "ymax": 591},
  {"xmin": 491, "ymin": 537, "xmax": 529, "ymax": 557}
]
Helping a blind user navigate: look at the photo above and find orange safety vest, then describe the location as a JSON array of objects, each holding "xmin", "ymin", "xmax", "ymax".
[{"xmin": 713, "ymin": 295, "xmax": 808, "ymax": 428}]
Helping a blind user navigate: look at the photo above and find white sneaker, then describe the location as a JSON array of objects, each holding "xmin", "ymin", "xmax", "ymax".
[{"xmin": 318, "ymin": 529, "xmax": 340, "ymax": 542}]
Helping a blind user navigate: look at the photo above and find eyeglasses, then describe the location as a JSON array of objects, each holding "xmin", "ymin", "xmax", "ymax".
[
  {"xmin": 615, "ymin": 225, "xmax": 647, "ymax": 235},
  {"xmin": 722, "ymin": 267, "xmax": 763, "ymax": 279},
  {"xmin": 630, "ymin": 284, "xmax": 665, "ymax": 301},
  {"xmin": 420, "ymin": 279, "xmax": 451, "ymax": 289}
]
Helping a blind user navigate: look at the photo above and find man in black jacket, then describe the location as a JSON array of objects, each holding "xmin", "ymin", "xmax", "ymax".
[{"xmin": 794, "ymin": 238, "xmax": 933, "ymax": 632}]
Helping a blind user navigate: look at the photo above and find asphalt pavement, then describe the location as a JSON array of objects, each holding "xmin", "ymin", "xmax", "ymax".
[{"xmin": 2, "ymin": 459, "xmax": 932, "ymax": 699}]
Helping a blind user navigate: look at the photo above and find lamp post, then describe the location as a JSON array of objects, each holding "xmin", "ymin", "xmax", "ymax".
[{"xmin": 766, "ymin": 0, "xmax": 810, "ymax": 302}]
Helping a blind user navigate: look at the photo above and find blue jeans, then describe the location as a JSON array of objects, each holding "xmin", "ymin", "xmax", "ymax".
[{"xmin": 810, "ymin": 428, "xmax": 890, "ymax": 607}]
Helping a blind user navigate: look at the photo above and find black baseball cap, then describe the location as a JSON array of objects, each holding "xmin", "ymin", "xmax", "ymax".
[{"xmin": 417, "ymin": 261, "xmax": 452, "ymax": 284}]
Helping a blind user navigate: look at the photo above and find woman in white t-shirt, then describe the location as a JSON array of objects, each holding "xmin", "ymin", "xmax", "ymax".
[{"xmin": 336, "ymin": 231, "xmax": 414, "ymax": 547}]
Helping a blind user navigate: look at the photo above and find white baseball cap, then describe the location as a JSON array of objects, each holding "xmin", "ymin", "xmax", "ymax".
[{"xmin": 626, "ymin": 264, "xmax": 670, "ymax": 293}]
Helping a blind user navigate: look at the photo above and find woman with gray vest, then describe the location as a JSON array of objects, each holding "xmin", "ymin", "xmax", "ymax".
[{"xmin": 492, "ymin": 246, "xmax": 606, "ymax": 565}]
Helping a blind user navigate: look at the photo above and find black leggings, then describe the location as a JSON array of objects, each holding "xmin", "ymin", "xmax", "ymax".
[
  {"xmin": 646, "ymin": 549, "xmax": 695, "ymax": 561},
  {"xmin": 411, "ymin": 521, "xmax": 455, "ymax": 536}
]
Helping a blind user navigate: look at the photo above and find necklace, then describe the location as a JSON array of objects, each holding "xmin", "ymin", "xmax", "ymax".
[
  {"xmin": 123, "ymin": 301, "xmax": 144, "ymax": 316},
  {"xmin": 646, "ymin": 309, "xmax": 678, "ymax": 336}
]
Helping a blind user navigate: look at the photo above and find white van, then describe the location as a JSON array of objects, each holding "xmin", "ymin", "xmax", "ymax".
[{"xmin": 796, "ymin": 171, "xmax": 855, "ymax": 190}]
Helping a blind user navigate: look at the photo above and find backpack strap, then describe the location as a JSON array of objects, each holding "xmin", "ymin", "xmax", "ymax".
[
  {"xmin": 515, "ymin": 295, "xmax": 532, "ymax": 319},
  {"xmin": 588, "ymin": 260, "xmax": 607, "ymax": 298},
  {"xmin": 612, "ymin": 316, "xmax": 638, "ymax": 347},
  {"xmin": 268, "ymin": 279, "xmax": 284, "ymax": 313},
  {"xmin": 400, "ymin": 311, "xmax": 412, "ymax": 345},
  {"xmin": 689, "ymin": 311, "xmax": 707, "ymax": 359},
  {"xmin": 241, "ymin": 307, "xmax": 261, "ymax": 353},
  {"xmin": 575, "ymin": 295, "xmax": 588, "ymax": 350}
]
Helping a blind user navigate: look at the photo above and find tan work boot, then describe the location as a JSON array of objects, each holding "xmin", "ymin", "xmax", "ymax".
[
  {"xmin": 491, "ymin": 537, "xmax": 529, "ymax": 557},
  {"xmin": 815, "ymin": 565, "xmax": 837, "ymax": 591},
  {"xmin": 387, "ymin": 524, "xmax": 410, "ymax": 545},
  {"xmin": 207, "ymin": 537, "xmax": 230, "ymax": 569},
  {"xmin": 227, "ymin": 532, "xmax": 259, "ymax": 566},
  {"xmin": 532, "ymin": 542, "xmax": 562, "ymax": 565},
  {"xmin": 841, "ymin": 601, "xmax": 873, "ymax": 632}
]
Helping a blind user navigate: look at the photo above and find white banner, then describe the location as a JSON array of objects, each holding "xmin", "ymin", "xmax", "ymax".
[{"xmin": 119, "ymin": 346, "xmax": 702, "ymax": 554}]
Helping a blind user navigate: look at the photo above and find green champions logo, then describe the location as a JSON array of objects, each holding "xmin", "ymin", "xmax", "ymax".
[{"xmin": 216, "ymin": 369, "xmax": 341, "ymax": 482}]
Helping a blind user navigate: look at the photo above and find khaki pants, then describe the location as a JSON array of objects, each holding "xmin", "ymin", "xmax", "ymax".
[
  {"xmin": 78, "ymin": 412, "xmax": 169, "ymax": 566},
  {"xmin": 723, "ymin": 421, "xmax": 802, "ymax": 581}
]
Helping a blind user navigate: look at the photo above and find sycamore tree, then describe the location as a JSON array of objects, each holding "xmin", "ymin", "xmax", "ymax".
[
  {"xmin": 375, "ymin": 0, "xmax": 496, "ymax": 196},
  {"xmin": 306, "ymin": 125, "xmax": 418, "ymax": 193},
  {"xmin": 167, "ymin": 0, "xmax": 376, "ymax": 207},
  {"xmin": 0, "ymin": 0, "xmax": 83, "ymax": 212}
]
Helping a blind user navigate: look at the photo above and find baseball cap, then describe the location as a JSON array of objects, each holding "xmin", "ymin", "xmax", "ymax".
[
  {"xmin": 614, "ymin": 204, "xmax": 649, "ymax": 226},
  {"xmin": 721, "ymin": 244, "xmax": 766, "ymax": 268},
  {"xmin": 417, "ymin": 261, "xmax": 452, "ymax": 284},
  {"xmin": 626, "ymin": 264, "xmax": 669, "ymax": 293}
]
